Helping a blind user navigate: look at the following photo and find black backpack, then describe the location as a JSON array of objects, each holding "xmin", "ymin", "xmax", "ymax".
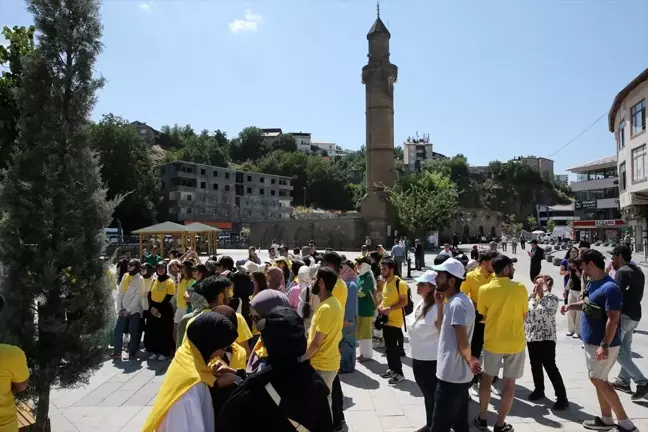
[{"xmin": 397, "ymin": 279, "xmax": 414, "ymax": 316}]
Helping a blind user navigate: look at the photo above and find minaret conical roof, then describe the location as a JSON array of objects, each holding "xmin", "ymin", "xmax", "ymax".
[{"xmin": 367, "ymin": 17, "xmax": 390, "ymax": 38}]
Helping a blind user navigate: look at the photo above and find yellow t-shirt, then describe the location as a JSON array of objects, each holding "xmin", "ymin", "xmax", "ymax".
[
  {"xmin": 229, "ymin": 343, "xmax": 247, "ymax": 370},
  {"xmin": 121, "ymin": 273, "xmax": 134, "ymax": 292},
  {"xmin": 380, "ymin": 277, "xmax": 407, "ymax": 328},
  {"xmin": 236, "ymin": 313, "xmax": 253, "ymax": 345},
  {"xmin": 149, "ymin": 278, "xmax": 176, "ymax": 303},
  {"xmin": 0, "ymin": 345, "xmax": 29, "ymax": 431},
  {"xmin": 332, "ymin": 279, "xmax": 348, "ymax": 316},
  {"xmin": 308, "ymin": 296, "xmax": 344, "ymax": 371},
  {"xmin": 461, "ymin": 267, "xmax": 493, "ymax": 323},
  {"xmin": 176, "ymin": 278, "xmax": 196, "ymax": 309},
  {"xmin": 477, "ymin": 277, "xmax": 529, "ymax": 354}
]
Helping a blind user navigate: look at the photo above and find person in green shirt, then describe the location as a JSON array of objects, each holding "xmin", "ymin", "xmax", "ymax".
[
  {"xmin": 355, "ymin": 256, "xmax": 376, "ymax": 362},
  {"xmin": 145, "ymin": 246, "xmax": 163, "ymax": 267}
]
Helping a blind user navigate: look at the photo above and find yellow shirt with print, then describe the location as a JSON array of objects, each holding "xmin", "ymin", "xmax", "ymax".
[
  {"xmin": 332, "ymin": 279, "xmax": 348, "ymax": 316},
  {"xmin": 461, "ymin": 267, "xmax": 494, "ymax": 323},
  {"xmin": 176, "ymin": 278, "xmax": 196, "ymax": 309},
  {"xmin": 477, "ymin": 277, "xmax": 529, "ymax": 354},
  {"xmin": 236, "ymin": 313, "xmax": 253, "ymax": 345},
  {"xmin": 149, "ymin": 278, "xmax": 176, "ymax": 303},
  {"xmin": 121, "ymin": 273, "xmax": 134, "ymax": 292},
  {"xmin": 380, "ymin": 276, "xmax": 407, "ymax": 328},
  {"xmin": 0, "ymin": 345, "xmax": 29, "ymax": 432},
  {"xmin": 308, "ymin": 296, "xmax": 344, "ymax": 371}
]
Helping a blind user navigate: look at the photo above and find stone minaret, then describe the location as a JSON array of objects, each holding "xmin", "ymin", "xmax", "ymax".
[{"xmin": 360, "ymin": 6, "xmax": 398, "ymax": 245}]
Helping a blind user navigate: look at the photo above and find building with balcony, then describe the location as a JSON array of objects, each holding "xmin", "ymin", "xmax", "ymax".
[
  {"xmin": 158, "ymin": 161, "xmax": 293, "ymax": 232},
  {"xmin": 610, "ymin": 68, "xmax": 648, "ymax": 251},
  {"xmin": 517, "ymin": 156, "xmax": 555, "ymax": 178},
  {"xmin": 567, "ymin": 155, "xmax": 625, "ymax": 242}
]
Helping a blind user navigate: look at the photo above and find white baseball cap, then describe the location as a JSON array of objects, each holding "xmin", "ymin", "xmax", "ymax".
[
  {"xmin": 415, "ymin": 270, "xmax": 438, "ymax": 285},
  {"xmin": 431, "ymin": 258, "xmax": 466, "ymax": 280}
]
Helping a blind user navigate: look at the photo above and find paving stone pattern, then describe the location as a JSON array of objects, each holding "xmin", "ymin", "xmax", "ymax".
[{"xmin": 48, "ymin": 247, "xmax": 648, "ymax": 431}]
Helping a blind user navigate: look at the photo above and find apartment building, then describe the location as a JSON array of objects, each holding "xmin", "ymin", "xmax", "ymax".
[
  {"xmin": 554, "ymin": 174, "xmax": 569, "ymax": 185},
  {"xmin": 261, "ymin": 128, "xmax": 341, "ymax": 156},
  {"xmin": 130, "ymin": 121, "xmax": 174, "ymax": 149},
  {"xmin": 567, "ymin": 155, "xmax": 625, "ymax": 242},
  {"xmin": 403, "ymin": 135, "xmax": 447, "ymax": 171},
  {"xmin": 517, "ymin": 156, "xmax": 555, "ymax": 178},
  {"xmin": 159, "ymin": 161, "xmax": 293, "ymax": 231},
  {"xmin": 610, "ymin": 68, "xmax": 648, "ymax": 251}
]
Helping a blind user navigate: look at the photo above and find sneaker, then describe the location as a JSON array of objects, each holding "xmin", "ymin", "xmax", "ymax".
[
  {"xmin": 566, "ymin": 332, "xmax": 574, "ymax": 336},
  {"xmin": 388, "ymin": 373, "xmax": 405, "ymax": 385},
  {"xmin": 583, "ymin": 417, "xmax": 615, "ymax": 431},
  {"xmin": 494, "ymin": 423, "xmax": 514, "ymax": 432},
  {"xmin": 553, "ymin": 398, "xmax": 569, "ymax": 410},
  {"xmin": 615, "ymin": 424, "xmax": 638, "ymax": 432},
  {"xmin": 611, "ymin": 379, "xmax": 632, "ymax": 394},
  {"xmin": 148, "ymin": 353, "xmax": 158, "ymax": 360},
  {"xmin": 122, "ymin": 352, "xmax": 130, "ymax": 361},
  {"xmin": 491, "ymin": 384, "xmax": 501, "ymax": 396},
  {"xmin": 469, "ymin": 383, "xmax": 480, "ymax": 398},
  {"xmin": 474, "ymin": 416, "xmax": 488, "ymax": 431},
  {"xmin": 528, "ymin": 390, "xmax": 545, "ymax": 401},
  {"xmin": 158, "ymin": 355, "xmax": 168, "ymax": 361},
  {"xmin": 380, "ymin": 369, "xmax": 393, "ymax": 379},
  {"xmin": 631, "ymin": 383, "xmax": 648, "ymax": 400},
  {"xmin": 572, "ymin": 333, "xmax": 581, "ymax": 339}
]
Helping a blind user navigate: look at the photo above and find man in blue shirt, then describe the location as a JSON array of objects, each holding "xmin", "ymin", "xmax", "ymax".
[{"xmin": 561, "ymin": 250, "xmax": 637, "ymax": 432}]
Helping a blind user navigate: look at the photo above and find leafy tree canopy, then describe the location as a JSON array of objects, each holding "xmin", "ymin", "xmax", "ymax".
[{"xmin": 0, "ymin": 25, "xmax": 35, "ymax": 174}]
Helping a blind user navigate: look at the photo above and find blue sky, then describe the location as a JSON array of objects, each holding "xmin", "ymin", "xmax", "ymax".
[{"xmin": 2, "ymin": 0, "xmax": 647, "ymax": 177}]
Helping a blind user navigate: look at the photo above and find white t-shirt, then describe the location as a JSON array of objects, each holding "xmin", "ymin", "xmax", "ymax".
[
  {"xmin": 406, "ymin": 301, "xmax": 440, "ymax": 361},
  {"xmin": 436, "ymin": 293, "xmax": 475, "ymax": 384},
  {"xmin": 158, "ymin": 383, "xmax": 214, "ymax": 432}
]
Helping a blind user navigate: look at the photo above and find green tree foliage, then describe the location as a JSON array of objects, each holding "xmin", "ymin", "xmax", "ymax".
[
  {"xmin": 0, "ymin": 25, "xmax": 35, "ymax": 173},
  {"xmin": 164, "ymin": 129, "xmax": 230, "ymax": 167},
  {"xmin": 89, "ymin": 114, "xmax": 160, "ymax": 232},
  {"xmin": 268, "ymin": 133, "xmax": 297, "ymax": 153},
  {"xmin": 546, "ymin": 218, "xmax": 556, "ymax": 233},
  {"xmin": 0, "ymin": 0, "xmax": 116, "ymax": 428},
  {"xmin": 230, "ymin": 126, "xmax": 267, "ymax": 163},
  {"xmin": 160, "ymin": 123, "xmax": 195, "ymax": 147},
  {"xmin": 527, "ymin": 215, "xmax": 538, "ymax": 229},
  {"xmin": 501, "ymin": 214, "xmax": 524, "ymax": 236},
  {"xmin": 389, "ymin": 171, "xmax": 459, "ymax": 236}
]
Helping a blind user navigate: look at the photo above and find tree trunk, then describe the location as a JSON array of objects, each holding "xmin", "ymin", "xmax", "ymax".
[{"xmin": 35, "ymin": 384, "xmax": 50, "ymax": 432}]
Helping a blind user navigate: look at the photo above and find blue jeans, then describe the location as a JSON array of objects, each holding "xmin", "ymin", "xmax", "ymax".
[
  {"xmin": 617, "ymin": 314, "xmax": 647, "ymax": 386},
  {"xmin": 113, "ymin": 313, "xmax": 141, "ymax": 356}
]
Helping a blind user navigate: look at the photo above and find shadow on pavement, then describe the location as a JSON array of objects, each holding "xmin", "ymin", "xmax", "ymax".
[
  {"xmin": 512, "ymin": 383, "xmax": 590, "ymax": 426},
  {"xmin": 341, "ymin": 367, "xmax": 380, "ymax": 390}
]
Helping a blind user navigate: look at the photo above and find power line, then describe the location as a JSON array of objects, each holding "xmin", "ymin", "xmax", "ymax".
[{"xmin": 548, "ymin": 112, "xmax": 608, "ymax": 158}]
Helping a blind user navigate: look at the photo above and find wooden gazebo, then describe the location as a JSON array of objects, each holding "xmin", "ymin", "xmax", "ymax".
[
  {"xmin": 184, "ymin": 222, "xmax": 221, "ymax": 256},
  {"xmin": 132, "ymin": 221, "xmax": 190, "ymax": 259}
]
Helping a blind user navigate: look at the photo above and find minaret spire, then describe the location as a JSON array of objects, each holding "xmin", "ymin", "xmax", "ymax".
[{"xmin": 377, "ymin": 0, "xmax": 380, "ymax": 18}]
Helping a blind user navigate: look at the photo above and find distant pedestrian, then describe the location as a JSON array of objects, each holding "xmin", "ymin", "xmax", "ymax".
[
  {"xmin": 510, "ymin": 236, "xmax": 518, "ymax": 254},
  {"xmin": 528, "ymin": 240, "xmax": 544, "ymax": 282},
  {"xmin": 391, "ymin": 240, "xmax": 406, "ymax": 278}
]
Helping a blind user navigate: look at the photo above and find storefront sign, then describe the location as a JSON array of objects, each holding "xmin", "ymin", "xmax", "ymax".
[
  {"xmin": 572, "ymin": 219, "xmax": 625, "ymax": 228},
  {"xmin": 575, "ymin": 200, "xmax": 597, "ymax": 210}
]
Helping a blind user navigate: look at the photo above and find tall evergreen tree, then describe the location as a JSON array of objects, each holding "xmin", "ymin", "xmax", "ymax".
[{"xmin": 0, "ymin": 0, "xmax": 116, "ymax": 429}]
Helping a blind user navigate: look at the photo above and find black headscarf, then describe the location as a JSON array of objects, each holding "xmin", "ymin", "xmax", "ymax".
[
  {"xmin": 156, "ymin": 262, "xmax": 170, "ymax": 283},
  {"xmin": 128, "ymin": 259, "xmax": 141, "ymax": 276},
  {"xmin": 142, "ymin": 263, "xmax": 154, "ymax": 279},
  {"xmin": 259, "ymin": 306, "xmax": 307, "ymax": 366},
  {"xmin": 186, "ymin": 311, "xmax": 237, "ymax": 364}
]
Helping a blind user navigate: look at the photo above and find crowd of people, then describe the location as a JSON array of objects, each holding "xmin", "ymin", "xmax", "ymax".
[{"xmin": 1, "ymin": 233, "xmax": 645, "ymax": 432}]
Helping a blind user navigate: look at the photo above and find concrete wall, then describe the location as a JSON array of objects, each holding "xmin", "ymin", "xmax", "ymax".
[{"xmin": 249, "ymin": 217, "xmax": 367, "ymax": 250}]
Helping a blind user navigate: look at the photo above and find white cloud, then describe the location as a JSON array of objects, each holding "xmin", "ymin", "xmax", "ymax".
[
  {"xmin": 139, "ymin": 1, "xmax": 154, "ymax": 12},
  {"xmin": 229, "ymin": 10, "xmax": 262, "ymax": 33}
]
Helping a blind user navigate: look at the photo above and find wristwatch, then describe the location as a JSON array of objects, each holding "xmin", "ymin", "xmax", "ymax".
[{"xmin": 600, "ymin": 342, "xmax": 610, "ymax": 349}]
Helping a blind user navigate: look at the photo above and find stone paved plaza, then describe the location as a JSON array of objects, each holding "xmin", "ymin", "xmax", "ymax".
[{"xmin": 48, "ymin": 246, "xmax": 648, "ymax": 431}]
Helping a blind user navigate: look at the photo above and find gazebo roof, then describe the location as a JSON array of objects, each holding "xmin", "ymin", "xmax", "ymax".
[
  {"xmin": 132, "ymin": 221, "xmax": 189, "ymax": 234},
  {"xmin": 184, "ymin": 222, "xmax": 221, "ymax": 233}
]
